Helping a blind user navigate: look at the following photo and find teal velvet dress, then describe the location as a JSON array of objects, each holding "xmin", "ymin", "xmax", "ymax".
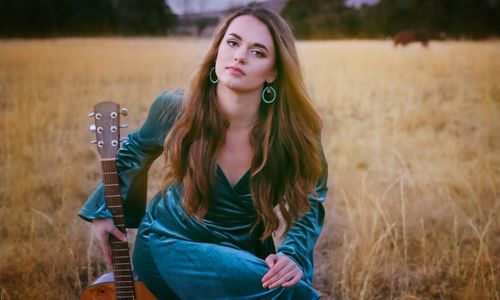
[{"xmin": 79, "ymin": 90, "xmax": 329, "ymax": 300}]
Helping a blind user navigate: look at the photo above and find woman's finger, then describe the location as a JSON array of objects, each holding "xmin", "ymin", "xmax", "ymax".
[
  {"xmin": 263, "ymin": 261, "xmax": 294, "ymax": 288},
  {"xmin": 281, "ymin": 273, "xmax": 302, "ymax": 287},
  {"xmin": 110, "ymin": 226, "xmax": 128, "ymax": 242},
  {"xmin": 267, "ymin": 269, "xmax": 297, "ymax": 289},
  {"xmin": 262, "ymin": 255, "xmax": 288, "ymax": 283},
  {"xmin": 264, "ymin": 254, "xmax": 278, "ymax": 268}
]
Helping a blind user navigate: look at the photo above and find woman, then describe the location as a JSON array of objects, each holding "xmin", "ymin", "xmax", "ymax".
[{"xmin": 79, "ymin": 6, "xmax": 328, "ymax": 299}]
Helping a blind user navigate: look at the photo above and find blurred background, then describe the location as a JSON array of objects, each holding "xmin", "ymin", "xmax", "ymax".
[
  {"xmin": 1, "ymin": 0, "xmax": 499, "ymax": 299},
  {"xmin": 1, "ymin": 0, "xmax": 500, "ymax": 39}
]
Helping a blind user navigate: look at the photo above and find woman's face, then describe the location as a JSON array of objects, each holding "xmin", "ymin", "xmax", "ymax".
[{"xmin": 214, "ymin": 15, "xmax": 277, "ymax": 93}]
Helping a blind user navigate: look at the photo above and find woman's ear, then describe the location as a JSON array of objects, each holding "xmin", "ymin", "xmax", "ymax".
[{"xmin": 266, "ymin": 69, "xmax": 277, "ymax": 84}]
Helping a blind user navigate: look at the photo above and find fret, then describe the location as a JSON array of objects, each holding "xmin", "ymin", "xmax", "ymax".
[
  {"xmin": 113, "ymin": 260, "xmax": 130, "ymax": 271},
  {"xmin": 115, "ymin": 295, "xmax": 134, "ymax": 299},
  {"xmin": 102, "ymin": 171, "xmax": 118, "ymax": 175},
  {"xmin": 110, "ymin": 245, "xmax": 128, "ymax": 248},
  {"xmin": 111, "ymin": 265, "xmax": 131, "ymax": 268},
  {"xmin": 111, "ymin": 261, "xmax": 131, "ymax": 265},
  {"xmin": 111, "ymin": 255, "xmax": 130, "ymax": 259},
  {"xmin": 112, "ymin": 249, "xmax": 129, "ymax": 252},
  {"xmin": 116, "ymin": 293, "xmax": 134, "ymax": 296},
  {"xmin": 113, "ymin": 269, "xmax": 133, "ymax": 273},
  {"xmin": 113, "ymin": 272, "xmax": 133, "ymax": 276},
  {"xmin": 116, "ymin": 292, "xmax": 134, "ymax": 295},
  {"xmin": 113, "ymin": 264, "xmax": 132, "ymax": 268},
  {"xmin": 113, "ymin": 262, "xmax": 131, "ymax": 265},
  {"xmin": 111, "ymin": 260, "xmax": 131, "ymax": 264},
  {"xmin": 105, "ymin": 194, "xmax": 122, "ymax": 198},
  {"xmin": 115, "ymin": 293, "xmax": 134, "ymax": 296},
  {"xmin": 113, "ymin": 272, "xmax": 132, "ymax": 276},
  {"xmin": 105, "ymin": 183, "xmax": 120, "ymax": 186},
  {"xmin": 107, "ymin": 204, "xmax": 123, "ymax": 208},
  {"xmin": 115, "ymin": 290, "xmax": 134, "ymax": 294}
]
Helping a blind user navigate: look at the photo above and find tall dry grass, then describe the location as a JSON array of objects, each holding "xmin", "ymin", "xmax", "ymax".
[{"xmin": 0, "ymin": 38, "xmax": 498, "ymax": 299}]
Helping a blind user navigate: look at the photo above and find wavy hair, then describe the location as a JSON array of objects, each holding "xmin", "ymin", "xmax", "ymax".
[{"xmin": 161, "ymin": 6, "xmax": 323, "ymax": 240}]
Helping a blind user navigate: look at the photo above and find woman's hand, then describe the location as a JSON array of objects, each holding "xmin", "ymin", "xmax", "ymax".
[
  {"xmin": 261, "ymin": 253, "xmax": 303, "ymax": 289},
  {"xmin": 91, "ymin": 218, "xmax": 128, "ymax": 264}
]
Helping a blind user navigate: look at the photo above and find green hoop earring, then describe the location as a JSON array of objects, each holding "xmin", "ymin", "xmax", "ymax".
[
  {"xmin": 262, "ymin": 84, "xmax": 276, "ymax": 104},
  {"xmin": 209, "ymin": 67, "xmax": 219, "ymax": 84}
]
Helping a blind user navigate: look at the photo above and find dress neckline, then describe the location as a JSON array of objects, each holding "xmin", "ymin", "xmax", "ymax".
[{"xmin": 216, "ymin": 164, "xmax": 251, "ymax": 190}]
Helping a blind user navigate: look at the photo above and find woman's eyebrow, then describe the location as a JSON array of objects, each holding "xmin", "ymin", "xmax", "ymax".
[{"xmin": 228, "ymin": 32, "xmax": 269, "ymax": 52}]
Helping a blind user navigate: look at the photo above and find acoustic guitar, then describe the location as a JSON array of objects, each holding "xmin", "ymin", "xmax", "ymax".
[{"xmin": 80, "ymin": 101, "xmax": 156, "ymax": 300}]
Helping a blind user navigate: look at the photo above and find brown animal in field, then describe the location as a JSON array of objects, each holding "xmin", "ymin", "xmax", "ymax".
[{"xmin": 393, "ymin": 30, "xmax": 429, "ymax": 47}]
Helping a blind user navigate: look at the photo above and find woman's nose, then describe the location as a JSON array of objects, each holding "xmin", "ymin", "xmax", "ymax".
[{"xmin": 234, "ymin": 50, "xmax": 246, "ymax": 64}]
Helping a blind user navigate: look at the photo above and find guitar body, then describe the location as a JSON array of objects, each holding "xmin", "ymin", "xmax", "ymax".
[{"xmin": 80, "ymin": 272, "xmax": 156, "ymax": 300}]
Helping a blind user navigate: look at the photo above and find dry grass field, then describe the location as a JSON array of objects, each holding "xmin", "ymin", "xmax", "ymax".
[{"xmin": 0, "ymin": 38, "xmax": 499, "ymax": 299}]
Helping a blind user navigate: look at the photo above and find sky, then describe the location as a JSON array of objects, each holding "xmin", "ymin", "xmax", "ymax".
[
  {"xmin": 166, "ymin": 0, "xmax": 379, "ymax": 14},
  {"xmin": 345, "ymin": 0, "xmax": 379, "ymax": 8}
]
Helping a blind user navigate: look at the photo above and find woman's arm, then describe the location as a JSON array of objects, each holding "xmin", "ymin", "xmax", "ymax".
[
  {"xmin": 78, "ymin": 90, "xmax": 183, "ymax": 228},
  {"xmin": 275, "ymin": 143, "xmax": 329, "ymax": 285}
]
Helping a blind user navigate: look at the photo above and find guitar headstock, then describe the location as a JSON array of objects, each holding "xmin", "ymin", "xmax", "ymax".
[{"xmin": 88, "ymin": 101, "xmax": 128, "ymax": 159}]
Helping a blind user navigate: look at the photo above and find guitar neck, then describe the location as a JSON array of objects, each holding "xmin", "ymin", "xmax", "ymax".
[{"xmin": 101, "ymin": 158, "xmax": 136, "ymax": 299}]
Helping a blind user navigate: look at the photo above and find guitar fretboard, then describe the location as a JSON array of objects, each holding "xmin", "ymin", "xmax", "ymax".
[{"xmin": 101, "ymin": 158, "xmax": 136, "ymax": 299}]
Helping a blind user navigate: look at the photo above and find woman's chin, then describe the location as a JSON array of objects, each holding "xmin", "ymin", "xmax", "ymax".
[
  {"xmin": 219, "ymin": 79, "xmax": 261, "ymax": 94},
  {"xmin": 219, "ymin": 81, "xmax": 249, "ymax": 93}
]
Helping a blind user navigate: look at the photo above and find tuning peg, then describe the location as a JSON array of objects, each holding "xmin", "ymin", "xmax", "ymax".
[
  {"xmin": 120, "ymin": 108, "xmax": 128, "ymax": 116},
  {"xmin": 89, "ymin": 124, "xmax": 96, "ymax": 132},
  {"xmin": 90, "ymin": 140, "xmax": 97, "ymax": 144},
  {"xmin": 88, "ymin": 112, "xmax": 95, "ymax": 118},
  {"xmin": 120, "ymin": 124, "xmax": 128, "ymax": 128}
]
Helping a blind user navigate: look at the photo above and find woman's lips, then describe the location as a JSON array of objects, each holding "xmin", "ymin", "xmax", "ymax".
[{"xmin": 226, "ymin": 66, "xmax": 245, "ymax": 76}]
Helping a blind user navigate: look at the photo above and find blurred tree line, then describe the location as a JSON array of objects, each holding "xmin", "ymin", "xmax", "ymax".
[
  {"xmin": 0, "ymin": 0, "xmax": 177, "ymax": 37},
  {"xmin": 282, "ymin": 0, "xmax": 500, "ymax": 39},
  {"xmin": 1, "ymin": 0, "xmax": 499, "ymax": 39}
]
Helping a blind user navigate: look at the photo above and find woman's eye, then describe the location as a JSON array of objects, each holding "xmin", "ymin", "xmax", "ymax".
[
  {"xmin": 252, "ymin": 50, "xmax": 265, "ymax": 58},
  {"xmin": 227, "ymin": 40, "xmax": 238, "ymax": 47}
]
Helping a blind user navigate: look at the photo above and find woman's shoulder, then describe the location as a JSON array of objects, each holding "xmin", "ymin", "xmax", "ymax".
[
  {"xmin": 151, "ymin": 89, "xmax": 184, "ymax": 124},
  {"xmin": 154, "ymin": 89, "xmax": 184, "ymax": 111}
]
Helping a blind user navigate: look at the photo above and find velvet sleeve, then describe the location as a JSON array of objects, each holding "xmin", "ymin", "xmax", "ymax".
[
  {"xmin": 78, "ymin": 90, "xmax": 183, "ymax": 228},
  {"xmin": 276, "ymin": 141, "xmax": 329, "ymax": 285}
]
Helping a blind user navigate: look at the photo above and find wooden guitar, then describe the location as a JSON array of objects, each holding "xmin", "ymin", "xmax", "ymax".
[{"xmin": 80, "ymin": 101, "xmax": 156, "ymax": 300}]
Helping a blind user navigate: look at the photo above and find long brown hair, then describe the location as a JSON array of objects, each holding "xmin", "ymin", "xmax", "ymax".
[{"xmin": 161, "ymin": 6, "xmax": 324, "ymax": 240}]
